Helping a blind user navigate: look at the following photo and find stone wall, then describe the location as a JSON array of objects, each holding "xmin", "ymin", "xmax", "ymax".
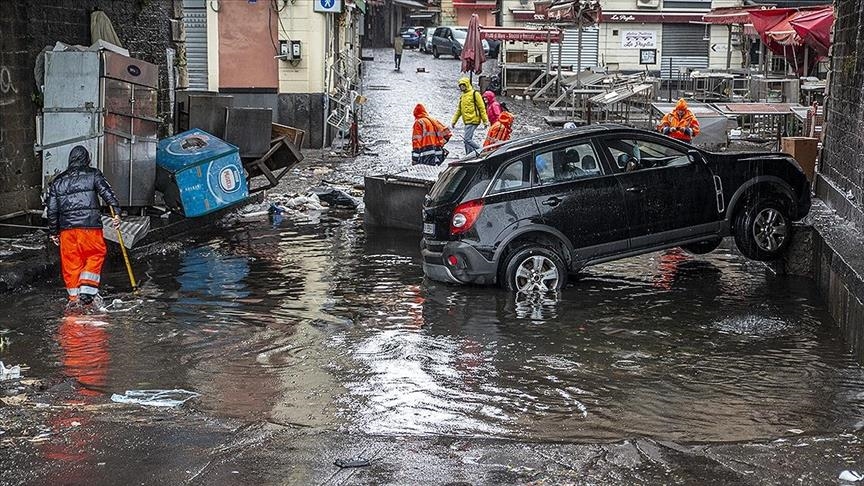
[
  {"xmin": 819, "ymin": 0, "xmax": 864, "ymax": 228},
  {"xmin": 0, "ymin": 0, "xmax": 176, "ymax": 216}
]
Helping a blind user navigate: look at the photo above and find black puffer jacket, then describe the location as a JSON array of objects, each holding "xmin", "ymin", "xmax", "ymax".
[{"xmin": 47, "ymin": 146, "xmax": 121, "ymax": 235}]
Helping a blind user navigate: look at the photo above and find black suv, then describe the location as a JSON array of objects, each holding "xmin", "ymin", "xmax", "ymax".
[{"xmin": 421, "ymin": 124, "xmax": 811, "ymax": 291}]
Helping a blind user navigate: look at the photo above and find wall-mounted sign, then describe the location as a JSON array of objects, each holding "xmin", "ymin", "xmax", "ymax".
[
  {"xmin": 622, "ymin": 30, "xmax": 656, "ymax": 49},
  {"xmin": 640, "ymin": 48, "xmax": 657, "ymax": 65},
  {"xmin": 314, "ymin": 0, "xmax": 342, "ymax": 13}
]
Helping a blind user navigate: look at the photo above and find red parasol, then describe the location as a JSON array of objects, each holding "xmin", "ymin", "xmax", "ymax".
[
  {"xmin": 461, "ymin": 14, "xmax": 486, "ymax": 78},
  {"xmin": 790, "ymin": 6, "xmax": 834, "ymax": 58}
]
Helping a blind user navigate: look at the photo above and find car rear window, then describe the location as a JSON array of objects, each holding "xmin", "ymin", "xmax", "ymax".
[{"xmin": 428, "ymin": 165, "xmax": 477, "ymax": 205}]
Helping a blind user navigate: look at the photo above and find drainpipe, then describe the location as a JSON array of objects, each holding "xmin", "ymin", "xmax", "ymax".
[{"xmin": 323, "ymin": 13, "xmax": 330, "ymax": 149}]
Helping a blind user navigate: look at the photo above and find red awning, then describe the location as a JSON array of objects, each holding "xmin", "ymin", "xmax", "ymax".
[
  {"xmin": 790, "ymin": 6, "xmax": 834, "ymax": 57},
  {"xmin": 546, "ymin": 0, "xmax": 601, "ymax": 24},
  {"xmin": 480, "ymin": 26, "xmax": 563, "ymax": 43},
  {"xmin": 703, "ymin": 6, "xmax": 775, "ymax": 25}
]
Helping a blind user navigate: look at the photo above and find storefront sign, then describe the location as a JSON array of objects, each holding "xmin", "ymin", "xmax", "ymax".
[{"xmin": 621, "ymin": 30, "xmax": 656, "ymax": 48}]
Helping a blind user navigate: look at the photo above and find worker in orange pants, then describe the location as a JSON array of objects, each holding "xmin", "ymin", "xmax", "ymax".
[{"xmin": 47, "ymin": 146, "xmax": 121, "ymax": 305}]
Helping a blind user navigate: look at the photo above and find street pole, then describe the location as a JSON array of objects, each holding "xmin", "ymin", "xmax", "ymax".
[{"xmin": 726, "ymin": 25, "xmax": 732, "ymax": 70}]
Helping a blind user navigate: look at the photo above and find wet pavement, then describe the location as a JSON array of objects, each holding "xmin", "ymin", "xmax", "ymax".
[{"xmin": 2, "ymin": 49, "xmax": 864, "ymax": 484}]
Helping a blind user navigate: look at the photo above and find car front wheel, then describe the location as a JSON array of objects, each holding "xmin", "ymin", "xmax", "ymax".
[
  {"xmin": 502, "ymin": 246, "xmax": 567, "ymax": 292},
  {"xmin": 432, "ymin": 46, "xmax": 440, "ymax": 58},
  {"xmin": 733, "ymin": 198, "xmax": 791, "ymax": 261}
]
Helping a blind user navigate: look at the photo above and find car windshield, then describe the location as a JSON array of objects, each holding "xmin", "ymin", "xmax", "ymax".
[
  {"xmin": 428, "ymin": 165, "xmax": 476, "ymax": 205},
  {"xmin": 452, "ymin": 29, "xmax": 467, "ymax": 40}
]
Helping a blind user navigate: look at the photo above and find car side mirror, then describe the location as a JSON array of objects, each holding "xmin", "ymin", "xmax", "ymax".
[{"xmin": 688, "ymin": 150, "xmax": 705, "ymax": 165}]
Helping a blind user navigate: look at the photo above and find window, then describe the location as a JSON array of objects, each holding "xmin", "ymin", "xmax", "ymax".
[
  {"xmin": 428, "ymin": 165, "xmax": 477, "ymax": 205},
  {"xmin": 490, "ymin": 158, "xmax": 530, "ymax": 194},
  {"xmin": 535, "ymin": 142, "xmax": 603, "ymax": 184},
  {"xmin": 603, "ymin": 138, "xmax": 690, "ymax": 172}
]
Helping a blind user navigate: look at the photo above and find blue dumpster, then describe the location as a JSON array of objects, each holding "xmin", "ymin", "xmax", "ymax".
[{"xmin": 156, "ymin": 129, "xmax": 249, "ymax": 217}]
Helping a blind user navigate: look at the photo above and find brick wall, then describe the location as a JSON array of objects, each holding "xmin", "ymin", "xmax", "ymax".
[
  {"xmin": 0, "ymin": 0, "xmax": 175, "ymax": 216},
  {"xmin": 820, "ymin": 0, "xmax": 864, "ymax": 227}
]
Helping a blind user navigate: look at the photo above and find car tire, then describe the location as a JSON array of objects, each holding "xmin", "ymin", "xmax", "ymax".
[
  {"xmin": 433, "ymin": 46, "xmax": 440, "ymax": 59},
  {"xmin": 733, "ymin": 198, "xmax": 791, "ymax": 261},
  {"xmin": 681, "ymin": 238, "xmax": 722, "ymax": 255},
  {"xmin": 502, "ymin": 245, "xmax": 567, "ymax": 292}
]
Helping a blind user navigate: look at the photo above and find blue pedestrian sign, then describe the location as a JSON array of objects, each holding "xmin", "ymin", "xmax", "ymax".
[{"xmin": 314, "ymin": 0, "xmax": 342, "ymax": 12}]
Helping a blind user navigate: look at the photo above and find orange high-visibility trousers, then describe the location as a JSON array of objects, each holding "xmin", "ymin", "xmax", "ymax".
[{"xmin": 59, "ymin": 228, "xmax": 107, "ymax": 300}]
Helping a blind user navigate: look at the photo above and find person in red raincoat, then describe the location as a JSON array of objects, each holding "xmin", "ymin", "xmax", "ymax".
[
  {"xmin": 657, "ymin": 98, "xmax": 700, "ymax": 143},
  {"xmin": 483, "ymin": 91, "xmax": 502, "ymax": 125},
  {"xmin": 483, "ymin": 111, "xmax": 514, "ymax": 148},
  {"xmin": 46, "ymin": 146, "xmax": 121, "ymax": 305},
  {"xmin": 412, "ymin": 104, "xmax": 452, "ymax": 165}
]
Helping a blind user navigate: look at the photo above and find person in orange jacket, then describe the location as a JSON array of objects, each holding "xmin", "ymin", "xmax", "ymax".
[
  {"xmin": 47, "ymin": 146, "xmax": 121, "ymax": 306},
  {"xmin": 483, "ymin": 111, "xmax": 514, "ymax": 148},
  {"xmin": 412, "ymin": 103, "xmax": 452, "ymax": 165},
  {"xmin": 657, "ymin": 98, "xmax": 700, "ymax": 143}
]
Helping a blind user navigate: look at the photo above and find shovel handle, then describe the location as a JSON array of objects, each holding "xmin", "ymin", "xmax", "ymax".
[{"xmin": 109, "ymin": 206, "xmax": 138, "ymax": 291}]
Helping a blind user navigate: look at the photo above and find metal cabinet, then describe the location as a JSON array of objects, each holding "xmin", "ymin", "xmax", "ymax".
[{"xmin": 41, "ymin": 49, "xmax": 159, "ymax": 207}]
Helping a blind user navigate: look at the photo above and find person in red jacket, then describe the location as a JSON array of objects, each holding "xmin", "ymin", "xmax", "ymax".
[
  {"xmin": 483, "ymin": 111, "xmax": 514, "ymax": 148},
  {"xmin": 412, "ymin": 104, "xmax": 452, "ymax": 165},
  {"xmin": 657, "ymin": 98, "xmax": 700, "ymax": 143},
  {"xmin": 483, "ymin": 91, "xmax": 502, "ymax": 125}
]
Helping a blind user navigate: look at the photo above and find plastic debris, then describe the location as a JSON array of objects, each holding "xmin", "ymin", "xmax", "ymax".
[
  {"xmin": 0, "ymin": 361, "xmax": 21, "ymax": 381},
  {"xmin": 110, "ymin": 389, "xmax": 200, "ymax": 408},
  {"xmin": 840, "ymin": 471, "xmax": 864, "ymax": 482},
  {"xmin": 334, "ymin": 457, "xmax": 370, "ymax": 468},
  {"xmin": 310, "ymin": 186, "xmax": 360, "ymax": 209}
]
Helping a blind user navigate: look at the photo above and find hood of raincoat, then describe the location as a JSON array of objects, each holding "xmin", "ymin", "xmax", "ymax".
[
  {"xmin": 68, "ymin": 145, "xmax": 91, "ymax": 168},
  {"xmin": 483, "ymin": 91, "xmax": 496, "ymax": 104},
  {"xmin": 458, "ymin": 77, "xmax": 472, "ymax": 90},
  {"xmin": 498, "ymin": 111, "xmax": 514, "ymax": 127},
  {"xmin": 413, "ymin": 103, "xmax": 429, "ymax": 119},
  {"xmin": 675, "ymin": 98, "xmax": 689, "ymax": 112}
]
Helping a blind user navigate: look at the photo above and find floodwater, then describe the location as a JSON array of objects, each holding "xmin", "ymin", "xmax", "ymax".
[{"xmin": 3, "ymin": 212, "xmax": 864, "ymax": 445}]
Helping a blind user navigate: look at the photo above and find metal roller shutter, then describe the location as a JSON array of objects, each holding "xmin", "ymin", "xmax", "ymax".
[
  {"xmin": 551, "ymin": 27, "xmax": 600, "ymax": 70},
  {"xmin": 660, "ymin": 24, "xmax": 709, "ymax": 79},
  {"xmin": 183, "ymin": 0, "xmax": 209, "ymax": 91}
]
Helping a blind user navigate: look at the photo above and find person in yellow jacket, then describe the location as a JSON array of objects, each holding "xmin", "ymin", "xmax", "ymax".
[{"xmin": 451, "ymin": 77, "xmax": 489, "ymax": 154}]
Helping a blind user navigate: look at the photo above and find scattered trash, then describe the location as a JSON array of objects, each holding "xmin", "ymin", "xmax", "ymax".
[
  {"xmin": 840, "ymin": 470, "xmax": 864, "ymax": 482},
  {"xmin": 417, "ymin": 67, "xmax": 426, "ymax": 73},
  {"xmin": 0, "ymin": 394, "xmax": 27, "ymax": 406},
  {"xmin": 310, "ymin": 186, "xmax": 360, "ymax": 209},
  {"xmin": 110, "ymin": 389, "xmax": 200, "ymax": 408},
  {"xmin": 0, "ymin": 361, "xmax": 21, "ymax": 381},
  {"xmin": 70, "ymin": 421, "xmax": 81, "ymax": 427},
  {"xmin": 334, "ymin": 457, "xmax": 370, "ymax": 469},
  {"xmin": 28, "ymin": 432, "xmax": 52, "ymax": 443},
  {"xmin": 787, "ymin": 428, "xmax": 804, "ymax": 435}
]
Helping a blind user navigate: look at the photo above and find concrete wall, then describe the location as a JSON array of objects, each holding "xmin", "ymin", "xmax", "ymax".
[
  {"xmin": 277, "ymin": 0, "xmax": 328, "ymax": 93},
  {"xmin": 0, "ymin": 0, "xmax": 176, "ymax": 216},
  {"xmin": 818, "ymin": 0, "xmax": 864, "ymax": 229}
]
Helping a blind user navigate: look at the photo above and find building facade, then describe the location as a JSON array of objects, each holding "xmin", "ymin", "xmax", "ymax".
[
  {"xmin": 499, "ymin": 0, "xmax": 745, "ymax": 76},
  {"xmin": 182, "ymin": 0, "xmax": 363, "ymax": 148}
]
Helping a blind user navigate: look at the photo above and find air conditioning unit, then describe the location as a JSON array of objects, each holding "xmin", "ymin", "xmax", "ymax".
[{"xmin": 636, "ymin": 0, "xmax": 660, "ymax": 8}]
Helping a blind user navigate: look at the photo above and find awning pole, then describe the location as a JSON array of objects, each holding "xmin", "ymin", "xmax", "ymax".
[{"xmin": 726, "ymin": 25, "xmax": 732, "ymax": 70}]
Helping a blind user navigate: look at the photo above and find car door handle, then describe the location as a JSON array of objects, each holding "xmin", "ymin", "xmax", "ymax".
[
  {"xmin": 541, "ymin": 196, "xmax": 562, "ymax": 207},
  {"xmin": 625, "ymin": 186, "xmax": 644, "ymax": 193}
]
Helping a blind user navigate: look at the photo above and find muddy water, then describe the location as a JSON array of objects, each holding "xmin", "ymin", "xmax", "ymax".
[{"xmin": 2, "ymin": 213, "xmax": 863, "ymax": 444}]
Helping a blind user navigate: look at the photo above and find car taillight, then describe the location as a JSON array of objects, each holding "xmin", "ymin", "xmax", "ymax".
[{"xmin": 450, "ymin": 199, "xmax": 484, "ymax": 236}]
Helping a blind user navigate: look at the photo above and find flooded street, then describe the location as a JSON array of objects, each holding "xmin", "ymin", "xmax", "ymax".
[{"xmin": 2, "ymin": 49, "xmax": 864, "ymax": 484}]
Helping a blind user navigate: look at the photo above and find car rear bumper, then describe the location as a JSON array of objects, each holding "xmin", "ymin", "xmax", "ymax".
[{"xmin": 421, "ymin": 239, "xmax": 497, "ymax": 285}]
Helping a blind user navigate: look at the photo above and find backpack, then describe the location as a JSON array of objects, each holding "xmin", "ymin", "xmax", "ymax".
[{"xmin": 499, "ymin": 101, "xmax": 509, "ymax": 113}]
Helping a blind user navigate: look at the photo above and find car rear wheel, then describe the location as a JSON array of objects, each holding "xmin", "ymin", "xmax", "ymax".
[
  {"xmin": 733, "ymin": 198, "xmax": 791, "ymax": 261},
  {"xmin": 681, "ymin": 238, "xmax": 722, "ymax": 255},
  {"xmin": 432, "ymin": 46, "xmax": 440, "ymax": 58},
  {"xmin": 502, "ymin": 246, "xmax": 567, "ymax": 292}
]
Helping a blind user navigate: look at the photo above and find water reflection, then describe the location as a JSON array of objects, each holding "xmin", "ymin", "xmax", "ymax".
[{"xmin": 2, "ymin": 217, "xmax": 863, "ymax": 445}]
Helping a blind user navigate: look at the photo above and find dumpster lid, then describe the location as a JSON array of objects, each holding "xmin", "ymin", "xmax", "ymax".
[{"xmin": 157, "ymin": 129, "xmax": 239, "ymax": 173}]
